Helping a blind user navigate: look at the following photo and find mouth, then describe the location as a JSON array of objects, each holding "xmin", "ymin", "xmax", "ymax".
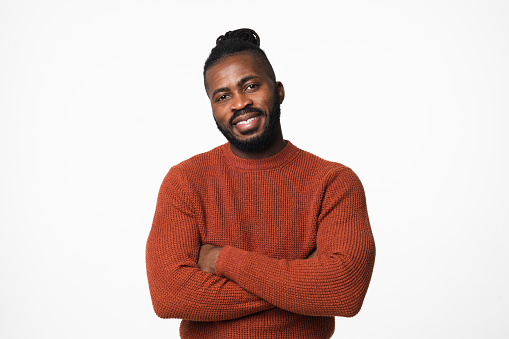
[
  {"xmin": 231, "ymin": 113, "xmax": 264, "ymax": 134},
  {"xmin": 235, "ymin": 116, "xmax": 259, "ymax": 125},
  {"xmin": 231, "ymin": 112, "xmax": 262, "ymax": 126}
]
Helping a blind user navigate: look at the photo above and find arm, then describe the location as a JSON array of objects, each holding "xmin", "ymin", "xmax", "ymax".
[
  {"xmin": 146, "ymin": 167, "xmax": 274, "ymax": 321},
  {"xmin": 212, "ymin": 168, "xmax": 376, "ymax": 317}
]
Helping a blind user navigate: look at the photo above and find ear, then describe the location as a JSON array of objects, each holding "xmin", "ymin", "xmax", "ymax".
[{"xmin": 276, "ymin": 81, "xmax": 285, "ymax": 104}]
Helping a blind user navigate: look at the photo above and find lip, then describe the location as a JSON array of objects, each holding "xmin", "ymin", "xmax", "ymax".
[
  {"xmin": 232, "ymin": 115, "xmax": 264, "ymax": 134},
  {"xmin": 231, "ymin": 112, "xmax": 262, "ymax": 126}
]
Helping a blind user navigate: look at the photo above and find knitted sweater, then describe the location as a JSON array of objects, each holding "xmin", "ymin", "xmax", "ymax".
[{"xmin": 146, "ymin": 141, "xmax": 375, "ymax": 339}]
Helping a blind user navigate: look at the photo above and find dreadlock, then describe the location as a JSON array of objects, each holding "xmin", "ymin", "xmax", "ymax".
[{"xmin": 203, "ymin": 28, "xmax": 276, "ymax": 88}]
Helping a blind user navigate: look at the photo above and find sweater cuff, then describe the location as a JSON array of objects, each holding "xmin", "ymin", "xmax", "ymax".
[{"xmin": 215, "ymin": 246, "xmax": 249, "ymax": 281}]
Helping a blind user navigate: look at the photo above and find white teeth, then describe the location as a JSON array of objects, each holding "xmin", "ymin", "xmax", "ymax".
[{"xmin": 236, "ymin": 117, "xmax": 257, "ymax": 125}]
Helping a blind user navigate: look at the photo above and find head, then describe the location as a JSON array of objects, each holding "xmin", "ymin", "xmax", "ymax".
[{"xmin": 204, "ymin": 29, "xmax": 285, "ymax": 158}]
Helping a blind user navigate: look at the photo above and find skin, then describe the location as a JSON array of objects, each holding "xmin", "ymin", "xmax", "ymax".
[
  {"xmin": 198, "ymin": 53, "xmax": 316, "ymax": 274},
  {"xmin": 205, "ymin": 53, "xmax": 286, "ymax": 160}
]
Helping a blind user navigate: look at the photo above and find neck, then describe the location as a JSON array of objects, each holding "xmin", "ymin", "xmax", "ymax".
[{"xmin": 230, "ymin": 126, "xmax": 286, "ymax": 159}]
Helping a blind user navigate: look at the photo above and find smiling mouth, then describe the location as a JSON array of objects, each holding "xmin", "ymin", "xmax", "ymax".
[
  {"xmin": 230, "ymin": 108, "xmax": 264, "ymax": 126},
  {"xmin": 231, "ymin": 114, "xmax": 264, "ymax": 135},
  {"xmin": 235, "ymin": 116, "xmax": 259, "ymax": 125}
]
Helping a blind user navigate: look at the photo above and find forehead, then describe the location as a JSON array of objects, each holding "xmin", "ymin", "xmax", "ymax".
[{"xmin": 205, "ymin": 53, "xmax": 272, "ymax": 95}]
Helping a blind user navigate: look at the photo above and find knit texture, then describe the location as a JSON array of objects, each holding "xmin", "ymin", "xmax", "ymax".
[{"xmin": 146, "ymin": 141, "xmax": 375, "ymax": 339}]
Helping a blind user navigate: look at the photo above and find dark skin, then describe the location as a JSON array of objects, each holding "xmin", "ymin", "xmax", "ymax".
[
  {"xmin": 205, "ymin": 53, "xmax": 286, "ymax": 159},
  {"xmin": 198, "ymin": 53, "xmax": 316, "ymax": 274}
]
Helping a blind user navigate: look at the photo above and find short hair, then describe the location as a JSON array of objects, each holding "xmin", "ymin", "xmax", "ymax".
[{"xmin": 203, "ymin": 28, "xmax": 276, "ymax": 87}]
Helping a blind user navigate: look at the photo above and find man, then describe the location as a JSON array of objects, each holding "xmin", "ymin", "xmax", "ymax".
[{"xmin": 146, "ymin": 28, "xmax": 375, "ymax": 339}]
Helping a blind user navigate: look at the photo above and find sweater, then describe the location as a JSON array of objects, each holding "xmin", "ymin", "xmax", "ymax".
[{"xmin": 146, "ymin": 141, "xmax": 375, "ymax": 339}]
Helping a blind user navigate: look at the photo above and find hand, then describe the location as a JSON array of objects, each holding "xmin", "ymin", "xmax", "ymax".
[
  {"xmin": 307, "ymin": 249, "xmax": 317, "ymax": 259},
  {"xmin": 198, "ymin": 244, "xmax": 223, "ymax": 274}
]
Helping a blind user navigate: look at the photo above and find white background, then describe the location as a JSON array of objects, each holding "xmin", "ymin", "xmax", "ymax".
[{"xmin": 1, "ymin": 0, "xmax": 508, "ymax": 338}]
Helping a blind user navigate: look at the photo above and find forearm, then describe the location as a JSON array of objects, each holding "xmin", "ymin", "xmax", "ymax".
[
  {"xmin": 214, "ymin": 238, "xmax": 375, "ymax": 317},
  {"xmin": 146, "ymin": 255, "xmax": 274, "ymax": 321}
]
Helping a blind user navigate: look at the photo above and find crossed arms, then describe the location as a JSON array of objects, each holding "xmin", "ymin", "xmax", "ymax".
[{"xmin": 146, "ymin": 166, "xmax": 375, "ymax": 321}]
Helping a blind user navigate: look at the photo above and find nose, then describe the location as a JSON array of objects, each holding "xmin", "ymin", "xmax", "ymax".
[{"xmin": 231, "ymin": 93, "xmax": 253, "ymax": 111}]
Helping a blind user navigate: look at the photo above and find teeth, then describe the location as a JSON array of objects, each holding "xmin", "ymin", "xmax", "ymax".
[{"xmin": 236, "ymin": 117, "xmax": 257, "ymax": 125}]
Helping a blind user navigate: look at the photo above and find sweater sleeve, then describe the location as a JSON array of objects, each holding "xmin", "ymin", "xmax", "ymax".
[
  {"xmin": 214, "ymin": 167, "xmax": 375, "ymax": 317},
  {"xmin": 146, "ymin": 167, "xmax": 274, "ymax": 321}
]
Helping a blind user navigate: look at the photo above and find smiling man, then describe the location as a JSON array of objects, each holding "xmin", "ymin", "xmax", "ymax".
[
  {"xmin": 207, "ymin": 53, "xmax": 285, "ymax": 159},
  {"xmin": 146, "ymin": 28, "xmax": 376, "ymax": 339}
]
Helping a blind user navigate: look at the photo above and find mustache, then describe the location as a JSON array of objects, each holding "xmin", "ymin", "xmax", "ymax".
[{"xmin": 229, "ymin": 107, "xmax": 265, "ymax": 125}]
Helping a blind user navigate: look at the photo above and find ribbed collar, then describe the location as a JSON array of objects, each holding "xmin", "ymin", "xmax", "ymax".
[{"xmin": 220, "ymin": 140, "xmax": 301, "ymax": 171}]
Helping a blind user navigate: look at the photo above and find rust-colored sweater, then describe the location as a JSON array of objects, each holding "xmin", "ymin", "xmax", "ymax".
[{"xmin": 146, "ymin": 141, "xmax": 375, "ymax": 339}]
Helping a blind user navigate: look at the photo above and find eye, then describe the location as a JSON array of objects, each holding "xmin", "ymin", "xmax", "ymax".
[
  {"xmin": 216, "ymin": 94, "xmax": 228, "ymax": 102},
  {"xmin": 246, "ymin": 83, "xmax": 258, "ymax": 91}
]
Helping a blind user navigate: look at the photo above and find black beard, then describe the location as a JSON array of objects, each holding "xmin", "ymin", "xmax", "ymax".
[{"xmin": 214, "ymin": 95, "xmax": 281, "ymax": 153}]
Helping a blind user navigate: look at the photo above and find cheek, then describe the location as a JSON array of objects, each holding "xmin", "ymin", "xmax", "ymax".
[
  {"xmin": 260, "ymin": 92, "xmax": 277, "ymax": 107},
  {"xmin": 212, "ymin": 108, "xmax": 228, "ymax": 124}
]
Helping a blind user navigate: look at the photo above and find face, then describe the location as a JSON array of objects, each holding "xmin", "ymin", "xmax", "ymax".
[{"xmin": 205, "ymin": 53, "xmax": 285, "ymax": 153}]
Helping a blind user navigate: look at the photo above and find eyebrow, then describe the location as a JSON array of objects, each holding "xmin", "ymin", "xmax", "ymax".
[{"xmin": 211, "ymin": 75, "xmax": 260, "ymax": 98}]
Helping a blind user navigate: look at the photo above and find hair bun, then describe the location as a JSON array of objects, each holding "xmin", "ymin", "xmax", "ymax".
[{"xmin": 216, "ymin": 28, "xmax": 260, "ymax": 47}]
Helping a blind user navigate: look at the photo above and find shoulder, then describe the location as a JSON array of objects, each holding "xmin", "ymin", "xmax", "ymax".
[
  {"xmin": 292, "ymin": 147, "xmax": 365, "ymax": 194},
  {"xmin": 160, "ymin": 144, "xmax": 227, "ymax": 187},
  {"xmin": 172, "ymin": 144, "xmax": 226, "ymax": 173},
  {"xmin": 295, "ymin": 147, "xmax": 353, "ymax": 177}
]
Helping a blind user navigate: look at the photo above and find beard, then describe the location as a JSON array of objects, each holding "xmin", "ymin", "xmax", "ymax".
[{"xmin": 214, "ymin": 93, "xmax": 281, "ymax": 153}]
